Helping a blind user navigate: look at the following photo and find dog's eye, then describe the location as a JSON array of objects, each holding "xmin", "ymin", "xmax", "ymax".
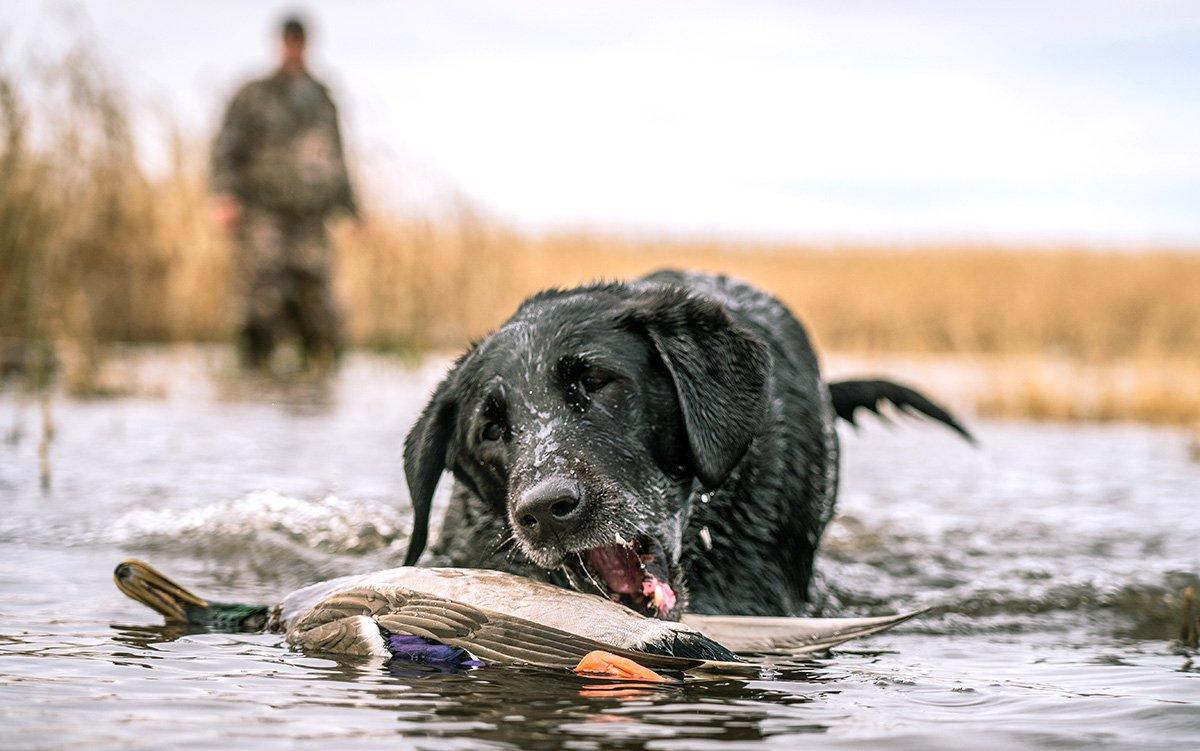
[
  {"xmin": 580, "ymin": 374, "xmax": 611, "ymax": 394},
  {"xmin": 481, "ymin": 421, "xmax": 505, "ymax": 442}
]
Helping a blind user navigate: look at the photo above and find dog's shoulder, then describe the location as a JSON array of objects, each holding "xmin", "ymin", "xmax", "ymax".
[
  {"xmin": 640, "ymin": 269, "xmax": 816, "ymax": 364},
  {"xmin": 640, "ymin": 269, "xmax": 786, "ymax": 317}
]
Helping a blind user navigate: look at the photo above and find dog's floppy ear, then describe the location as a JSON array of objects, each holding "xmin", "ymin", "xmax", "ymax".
[
  {"xmin": 402, "ymin": 365, "xmax": 463, "ymax": 566},
  {"xmin": 625, "ymin": 287, "xmax": 771, "ymax": 488}
]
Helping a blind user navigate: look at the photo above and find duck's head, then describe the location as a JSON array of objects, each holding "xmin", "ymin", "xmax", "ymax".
[{"xmin": 402, "ymin": 283, "xmax": 769, "ymax": 620}]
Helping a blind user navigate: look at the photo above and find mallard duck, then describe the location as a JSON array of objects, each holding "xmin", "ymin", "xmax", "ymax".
[{"xmin": 114, "ymin": 559, "xmax": 919, "ymax": 678}]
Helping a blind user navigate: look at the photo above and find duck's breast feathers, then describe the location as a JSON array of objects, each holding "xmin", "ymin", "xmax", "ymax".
[
  {"xmin": 287, "ymin": 583, "xmax": 712, "ymax": 672},
  {"xmin": 390, "ymin": 568, "xmax": 699, "ymax": 651},
  {"xmin": 279, "ymin": 567, "xmax": 712, "ymax": 655}
]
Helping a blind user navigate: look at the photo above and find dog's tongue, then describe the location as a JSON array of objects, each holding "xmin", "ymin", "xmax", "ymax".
[
  {"xmin": 584, "ymin": 545, "xmax": 677, "ymax": 617},
  {"xmin": 642, "ymin": 576, "xmax": 677, "ymax": 617},
  {"xmin": 585, "ymin": 545, "xmax": 643, "ymax": 593}
]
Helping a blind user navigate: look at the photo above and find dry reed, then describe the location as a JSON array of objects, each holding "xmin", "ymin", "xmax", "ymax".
[{"xmin": 2, "ymin": 43, "xmax": 1199, "ymax": 423}]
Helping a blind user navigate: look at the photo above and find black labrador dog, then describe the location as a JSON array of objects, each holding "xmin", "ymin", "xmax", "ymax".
[{"xmin": 403, "ymin": 270, "xmax": 972, "ymax": 618}]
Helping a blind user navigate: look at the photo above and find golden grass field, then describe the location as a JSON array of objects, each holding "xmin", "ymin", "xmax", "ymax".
[{"xmin": 3, "ymin": 45, "xmax": 1199, "ymax": 425}]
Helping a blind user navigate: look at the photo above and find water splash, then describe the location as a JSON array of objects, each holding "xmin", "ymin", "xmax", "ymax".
[{"xmin": 112, "ymin": 491, "xmax": 408, "ymax": 562}]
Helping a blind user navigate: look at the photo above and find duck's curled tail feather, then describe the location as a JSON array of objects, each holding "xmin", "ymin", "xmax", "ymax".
[{"xmin": 113, "ymin": 559, "xmax": 270, "ymax": 632}]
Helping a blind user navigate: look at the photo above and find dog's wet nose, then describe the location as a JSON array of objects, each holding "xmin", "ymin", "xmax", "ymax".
[{"xmin": 514, "ymin": 478, "xmax": 585, "ymax": 542}]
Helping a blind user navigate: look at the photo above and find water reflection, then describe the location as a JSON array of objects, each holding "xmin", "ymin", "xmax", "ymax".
[
  {"xmin": 4, "ymin": 350, "xmax": 1200, "ymax": 748},
  {"xmin": 103, "ymin": 617, "xmax": 842, "ymax": 748},
  {"xmin": 110, "ymin": 622, "xmax": 194, "ymax": 648},
  {"xmin": 213, "ymin": 366, "xmax": 337, "ymax": 414}
]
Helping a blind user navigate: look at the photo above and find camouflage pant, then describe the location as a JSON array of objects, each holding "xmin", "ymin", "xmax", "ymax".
[{"xmin": 233, "ymin": 207, "xmax": 342, "ymax": 368}]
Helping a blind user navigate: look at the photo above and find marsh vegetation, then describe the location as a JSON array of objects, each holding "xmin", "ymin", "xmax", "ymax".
[{"xmin": 2, "ymin": 44, "xmax": 1198, "ymax": 423}]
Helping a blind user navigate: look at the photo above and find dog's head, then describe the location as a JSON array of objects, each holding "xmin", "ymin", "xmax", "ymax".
[{"xmin": 402, "ymin": 281, "xmax": 770, "ymax": 619}]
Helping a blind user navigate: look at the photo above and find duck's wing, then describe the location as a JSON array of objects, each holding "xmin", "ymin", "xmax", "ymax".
[
  {"xmin": 681, "ymin": 610, "xmax": 925, "ymax": 655},
  {"xmin": 291, "ymin": 585, "xmax": 754, "ymax": 674},
  {"xmin": 276, "ymin": 572, "xmax": 373, "ymax": 627}
]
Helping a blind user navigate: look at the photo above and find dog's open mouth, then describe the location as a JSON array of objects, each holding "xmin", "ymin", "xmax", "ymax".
[{"xmin": 563, "ymin": 536, "xmax": 678, "ymax": 619}]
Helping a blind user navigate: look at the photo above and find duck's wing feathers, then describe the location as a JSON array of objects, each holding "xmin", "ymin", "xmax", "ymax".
[
  {"xmin": 291, "ymin": 585, "xmax": 750, "ymax": 673},
  {"xmin": 682, "ymin": 610, "xmax": 925, "ymax": 655}
]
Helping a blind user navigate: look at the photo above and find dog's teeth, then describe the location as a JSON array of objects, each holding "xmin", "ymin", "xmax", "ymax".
[
  {"xmin": 699, "ymin": 526, "xmax": 713, "ymax": 551},
  {"xmin": 615, "ymin": 533, "xmax": 630, "ymax": 547}
]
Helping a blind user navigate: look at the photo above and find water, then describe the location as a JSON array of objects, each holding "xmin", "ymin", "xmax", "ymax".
[{"xmin": 2, "ymin": 348, "xmax": 1198, "ymax": 749}]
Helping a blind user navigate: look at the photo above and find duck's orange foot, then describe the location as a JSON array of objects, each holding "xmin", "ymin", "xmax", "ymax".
[{"xmin": 574, "ymin": 650, "xmax": 670, "ymax": 682}]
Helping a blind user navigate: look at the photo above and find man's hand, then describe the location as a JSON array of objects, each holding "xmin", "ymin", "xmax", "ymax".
[{"xmin": 211, "ymin": 194, "xmax": 243, "ymax": 233}]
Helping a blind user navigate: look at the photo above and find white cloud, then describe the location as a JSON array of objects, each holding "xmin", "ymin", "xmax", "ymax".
[{"xmin": 5, "ymin": 0, "xmax": 1199, "ymax": 242}]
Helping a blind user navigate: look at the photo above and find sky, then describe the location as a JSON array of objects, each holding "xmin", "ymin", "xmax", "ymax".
[{"xmin": 4, "ymin": 0, "xmax": 1199, "ymax": 244}]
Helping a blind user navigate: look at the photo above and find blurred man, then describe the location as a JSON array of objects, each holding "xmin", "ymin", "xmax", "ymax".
[{"xmin": 212, "ymin": 16, "xmax": 357, "ymax": 370}]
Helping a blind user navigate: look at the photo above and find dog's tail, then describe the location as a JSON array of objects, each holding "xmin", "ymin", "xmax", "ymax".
[{"xmin": 828, "ymin": 379, "xmax": 975, "ymax": 443}]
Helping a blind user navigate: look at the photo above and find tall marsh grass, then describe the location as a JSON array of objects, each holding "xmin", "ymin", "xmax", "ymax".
[{"xmin": 2, "ymin": 44, "xmax": 1198, "ymax": 422}]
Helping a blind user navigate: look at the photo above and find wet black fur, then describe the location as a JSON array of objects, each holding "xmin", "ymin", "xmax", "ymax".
[{"xmin": 403, "ymin": 270, "xmax": 971, "ymax": 616}]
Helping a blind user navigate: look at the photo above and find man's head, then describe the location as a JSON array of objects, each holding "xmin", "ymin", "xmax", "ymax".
[
  {"xmin": 401, "ymin": 281, "xmax": 771, "ymax": 619},
  {"xmin": 280, "ymin": 16, "xmax": 307, "ymax": 73}
]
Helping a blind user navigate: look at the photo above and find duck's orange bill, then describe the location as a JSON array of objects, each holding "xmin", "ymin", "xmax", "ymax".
[{"xmin": 574, "ymin": 650, "xmax": 670, "ymax": 683}]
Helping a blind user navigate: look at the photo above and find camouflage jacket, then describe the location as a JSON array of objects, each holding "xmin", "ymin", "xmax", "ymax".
[{"xmin": 212, "ymin": 69, "xmax": 357, "ymax": 217}]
